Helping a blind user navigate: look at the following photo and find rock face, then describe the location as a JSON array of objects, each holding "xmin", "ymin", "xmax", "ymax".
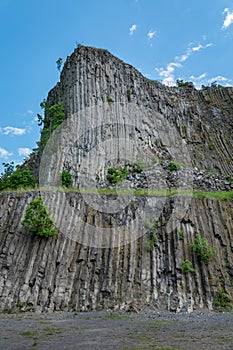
[{"xmin": 0, "ymin": 46, "xmax": 233, "ymax": 312}]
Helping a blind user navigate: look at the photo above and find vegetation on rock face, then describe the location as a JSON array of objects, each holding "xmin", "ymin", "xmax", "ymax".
[
  {"xmin": 176, "ymin": 79, "xmax": 195, "ymax": 89},
  {"xmin": 36, "ymin": 102, "xmax": 66, "ymax": 151},
  {"xmin": 179, "ymin": 230, "xmax": 185, "ymax": 240},
  {"xmin": 56, "ymin": 57, "xmax": 63, "ymax": 72},
  {"xmin": 106, "ymin": 166, "xmax": 129, "ymax": 184},
  {"xmin": 61, "ymin": 170, "xmax": 72, "ymax": 188},
  {"xmin": 208, "ymin": 142, "xmax": 215, "ymax": 150},
  {"xmin": 106, "ymin": 158, "xmax": 156, "ymax": 185},
  {"xmin": 21, "ymin": 196, "xmax": 58, "ymax": 237},
  {"xmin": 213, "ymin": 290, "xmax": 232, "ymax": 310},
  {"xmin": 192, "ymin": 190, "xmax": 233, "ymax": 201},
  {"xmin": 0, "ymin": 162, "xmax": 36, "ymax": 191},
  {"xmin": 181, "ymin": 259, "xmax": 195, "ymax": 273},
  {"xmin": 168, "ymin": 161, "xmax": 181, "ymax": 171},
  {"xmin": 190, "ymin": 233, "xmax": 215, "ymax": 265},
  {"xmin": 127, "ymin": 89, "xmax": 131, "ymax": 102},
  {"xmin": 201, "ymin": 81, "xmax": 224, "ymax": 90},
  {"xmin": 144, "ymin": 217, "xmax": 158, "ymax": 250},
  {"xmin": 107, "ymin": 96, "xmax": 114, "ymax": 103}
]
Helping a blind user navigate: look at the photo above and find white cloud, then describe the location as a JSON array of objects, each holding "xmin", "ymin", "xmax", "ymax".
[
  {"xmin": 18, "ymin": 147, "xmax": 31, "ymax": 157},
  {"xmin": 157, "ymin": 62, "xmax": 181, "ymax": 78},
  {"xmin": 176, "ymin": 48, "xmax": 192, "ymax": 62},
  {"xmin": 207, "ymin": 75, "xmax": 232, "ymax": 85},
  {"xmin": 155, "ymin": 62, "xmax": 181, "ymax": 86},
  {"xmin": 0, "ymin": 147, "xmax": 12, "ymax": 159},
  {"xmin": 0, "ymin": 126, "xmax": 26, "ymax": 136},
  {"xmin": 189, "ymin": 74, "xmax": 232, "ymax": 89},
  {"xmin": 129, "ymin": 24, "xmax": 137, "ymax": 35},
  {"xmin": 222, "ymin": 8, "xmax": 233, "ymax": 29},
  {"xmin": 147, "ymin": 30, "xmax": 156, "ymax": 40},
  {"xmin": 155, "ymin": 41, "xmax": 213, "ymax": 86},
  {"xmin": 189, "ymin": 73, "xmax": 206, "ymax": 80},
  {"xmin": 27, "ymin": 110, "xmax": 33, "ymax": 115},
  {"xmin": 192, "ymin": 44, "xmax": 202, "ymax": 52},
  {"xmin": 162, "ymin": 76, "xmax": 177, "ymax": 86},
  {"xmin": 192, "ymin": 43, "xmax": 213, "ymax": 52}
]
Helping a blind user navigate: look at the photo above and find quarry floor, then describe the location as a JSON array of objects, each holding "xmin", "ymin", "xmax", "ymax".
[{"xmin": 0, "ymin": 310, "xmax": 232, "ymax": 350}]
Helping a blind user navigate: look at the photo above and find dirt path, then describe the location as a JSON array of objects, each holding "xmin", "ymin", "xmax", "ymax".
[{"xmin": 0, "ymin": 310, "xmax": 232, "ymax": 350}]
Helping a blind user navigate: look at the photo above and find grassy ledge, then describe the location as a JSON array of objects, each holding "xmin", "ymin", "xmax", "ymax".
[{"xmin": 0, "ymin": 187, "xmax": 232, "ymax": 201}]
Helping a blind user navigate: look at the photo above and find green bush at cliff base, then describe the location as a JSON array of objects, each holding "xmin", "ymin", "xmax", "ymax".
[
  {"xmin": 0, "ymin": 162, "xmax": 36, "ymax": 191},
  {"xmin": 21, "ymin": 196, "xmax": 58, "ymax": 237},
  {"xmin": 213, "ymin": 290, "xmax": 232, "ymax": 310}
]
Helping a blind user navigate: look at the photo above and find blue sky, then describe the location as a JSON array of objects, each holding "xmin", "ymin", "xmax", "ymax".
[{"xmin": 0, "ymin": 0, "xmax": 233, "ymax": 172}]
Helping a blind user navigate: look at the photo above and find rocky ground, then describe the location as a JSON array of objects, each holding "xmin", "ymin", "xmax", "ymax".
[{"xmin": 0, "ymin": 310, "xmax": 233, "ymax": 350}]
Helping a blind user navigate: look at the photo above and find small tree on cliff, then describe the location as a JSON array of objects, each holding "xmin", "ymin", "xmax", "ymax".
[
  {"xmin": 56, "ymin": 57, "xmax": 63, "ymax": 72},
  {"xmin": 21, "ymin": 196, "xmax": 58, "ymax": 237}
]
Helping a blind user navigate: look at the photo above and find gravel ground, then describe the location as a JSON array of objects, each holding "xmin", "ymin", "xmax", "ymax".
[{"xmin": 0, "ymin": 310, "xmax": 233, "ymax": 350}]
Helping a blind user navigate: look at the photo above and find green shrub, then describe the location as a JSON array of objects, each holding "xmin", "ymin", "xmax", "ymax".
[
  {"xmin": 168, "ymin": 161, "xmax": 180, "ymax": 171},
  {"xmin": 181, "ymin": 124, "xmax": 187, "ymax": 134},
  {"xmin": 0, "ymin": 162, "xmax": 36, "ymax": 191},
  {"xmin": 176, "ymin": 79, "xmax": 194, "ymax": 88},
  {"xmin": 208, "ymin": 142, "xmax": 215, "ymax": 150},
  {"xmin": 190, "ymin": 233, "xmax": 215, "ymax": 265},
  {"xmin": 179, "ymin": 230, "xmax": 185, "ymax": 240},
  {"xmin": 145, "ymin": 238, "xmax": 153, "ymax": 252},
  {"xmin": 132, "ymin": 158, "xmax": 157, "ymax": 173},
  {"xmin": 61, "ymin": 170, "xmax": 72, "ymax": 188},
  {"xmin": 181, "ymin": 260, "xmax": 195, "ymax": 273},
  {"xmin": 213, "ymin": 290, "xmax": 232, "ymax": 310},
  {"xmin": 107, "ymin": 96, "xmax": 114, "ymax": 103},
  {"xmin": 132, "ymin": 160, "xmax": 144, "ymax": 173},
  {"xmin": 106, "ymin": 166, "xmax": 129, "ymax": 184},
  {"xmin": 127, "ymin": 89, "xmax": 131, "ymax": 102},
  {"xmin": 106, "ymin": 159, "xmax": 157, "ymax": 185},
  {"xmin": 21, "ymin": 196, "xmax": 58, "ymax": 237}
]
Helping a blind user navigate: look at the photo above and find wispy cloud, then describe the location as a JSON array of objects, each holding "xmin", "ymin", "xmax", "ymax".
[
  {"xmin": 18, "ymin": 147, "xmax": 31, "ymax": 157},
  {"xmin": 147, "ymin": 30, "xmax": 156, "ymax": 40},
  {"xmin": 222, "ymin": 8, "xmax": 233, "ymax": 29},
  {"xmin": 156, "ymin": 62, "xmax": 181, "ymax": 86},
  {"xmin": 0, "ymin": 126, "xmax": 26, "ymax": 136},
  {"xmin": 208, "ymin": 75, "xmax": 232, "ymax": 85},
  {"xmin": 0, "ymin": 147, "xmax": 12, "ymax": 159},
  {"xmin": 188, "ymin": 74, "xmax": 232, "ymax": 89},
  {"xmin": 129, "ymin": 24, "xmax": 137, "ymax": 35},
  {"xmin": 155, "ymin": 41, "xmax": 213, "ymax": 86},
  {"xmin": 192, "ymin": 43, "xmax": 212, "ymax": 51},
  {"xmin": 189, "ymin": 73, "xmax": 207, "ymax": 80}
]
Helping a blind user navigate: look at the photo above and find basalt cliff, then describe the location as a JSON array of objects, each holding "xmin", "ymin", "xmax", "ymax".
[{"xmin": 0, "ymin": 46, "xmax": 232, "ymax": 313}]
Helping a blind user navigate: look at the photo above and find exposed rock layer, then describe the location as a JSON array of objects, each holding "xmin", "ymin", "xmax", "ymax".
[
  {"xmin": 0, "ymin": 191, "xmax": 232, "ymax": 312},
  {"xmin": 0, "ymin": 46, "xmax": 233, "ymax": 312},
  {"xmin": 46, "ymin": 46, "xmax": 233, "ymax": 177}
]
